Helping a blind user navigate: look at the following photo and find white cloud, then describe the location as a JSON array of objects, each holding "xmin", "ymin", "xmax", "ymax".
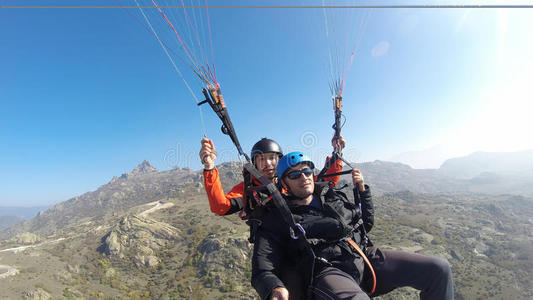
[{"xmin": 371, "ymin": 41, "xmax": 390, "ymax": 58}]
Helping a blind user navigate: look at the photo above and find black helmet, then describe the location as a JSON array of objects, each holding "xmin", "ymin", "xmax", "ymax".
[{"xmin": 251, "ymin": 138, "xmax": 283, "ymax": 163}]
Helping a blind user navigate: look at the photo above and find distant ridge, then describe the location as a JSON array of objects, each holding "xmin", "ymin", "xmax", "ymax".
[
  {"xmin": 439, "ymin": 150, "xmax": 533, "ymax": 179},
  {"xmin": 0, "ymin": 206, "xmax": 49, "ymax": 220},
  {"xmin": 0, "ymin": 215, "xmax": 24, "ymax": 231}
]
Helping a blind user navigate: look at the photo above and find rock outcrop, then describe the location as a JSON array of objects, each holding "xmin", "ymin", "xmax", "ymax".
[
  {"xmin": 195, "ymin": 235, "xmax": 252, "ymax": 288},
  {"xmin": 102, "ymin": 215, "xmax": 180, "ymax": 267},
  {"xmin": 11, "ymin": 232, "xmax": 41, "ymax": 245},
  {"xmin": 131, "ymin": 160, "xmax": 158, "ymax": 175},
  {"xmin": 23, "ymin": 288, "xmax": 51, "ymax": 300}
]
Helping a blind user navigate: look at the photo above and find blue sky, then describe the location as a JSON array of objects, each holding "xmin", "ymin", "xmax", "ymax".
[{"xmin": 1, "ymin": 1, "xmax": 532, "ymax": 206}]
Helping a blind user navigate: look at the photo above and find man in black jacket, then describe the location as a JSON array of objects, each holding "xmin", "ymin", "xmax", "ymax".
[{"xmin": 251, "ymin": 152, "xmax": 454, "ymax": 300}]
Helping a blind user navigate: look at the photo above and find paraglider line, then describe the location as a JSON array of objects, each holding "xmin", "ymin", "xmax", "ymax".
[
  {"xmin": 134, "ymin": 0, "xmax": 207, "ymax": 136},
  {"xmin": 152, "ymin": 0, "xmax": 207, "ymax": 82},
  {"xmin": 205, "ymin": 0, "xmax": 217, "ymax": 83},
  {"xmin": 116, "ymin": 0, "xmax": 193, "ymax": 70},
  {"xmin": 178, "ymin": 0, "xmax": 215, "ymax": 83}
]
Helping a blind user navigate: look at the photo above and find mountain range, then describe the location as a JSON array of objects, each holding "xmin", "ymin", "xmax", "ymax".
[
  {"xmin": 0, "ymin": 151, "xmax": 532, "ymax": 299},
  {"xmin": 4, "ymin": 150, "xmax": 532, "ymax": 237},
  {"xmin": 439, "ymin": 150, "xmax": 533, "ymax": 178}
]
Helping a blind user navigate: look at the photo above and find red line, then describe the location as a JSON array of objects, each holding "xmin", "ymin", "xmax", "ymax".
[
  {"xmin": 179, "ymin": 0, "xmax": 213, "ymax": 82},
  {"xmin": 117, "ymin": 0, "xmax": 192, "ymax": 70},
  {"xmin": 151, "ymin": 0, "xmax": 202, "ymax": 75},
  {"xmin": 205, "ymin": 0, "xmax": 217, "ymax": 84}
]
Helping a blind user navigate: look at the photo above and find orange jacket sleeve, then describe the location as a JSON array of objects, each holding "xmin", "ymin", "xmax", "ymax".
[{"xmin": 203, "ymin": 168, "xmax": 245, "ymax": 215}]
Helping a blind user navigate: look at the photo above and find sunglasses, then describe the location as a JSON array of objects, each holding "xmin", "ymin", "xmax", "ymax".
[{"xmin": 286, "ymin": 167, "xmax": 314, "ymax": 180}]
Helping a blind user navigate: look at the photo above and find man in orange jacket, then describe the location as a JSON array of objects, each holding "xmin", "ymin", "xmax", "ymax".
[{"xmin": 199, "ymin": 136, "xmax": 345, "ymax": 218}]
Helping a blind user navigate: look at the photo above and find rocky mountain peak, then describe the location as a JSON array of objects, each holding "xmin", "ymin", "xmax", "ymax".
[{"xmin": 131, "ymin": 160, "xmax": 158, "ymax": 175}]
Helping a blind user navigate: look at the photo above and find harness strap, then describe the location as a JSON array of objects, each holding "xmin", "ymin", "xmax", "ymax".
[
  {"xmin": 242, "ymin": 168, "xmax": 253, "ymax": 212},
  {"xmin": 243, "ymin": 161, "xmax": 317, "ymax": 290},
  {"xmin": 321, "ymin": 192, "xmax": 373, "ymax": 295},
  {"xmin": 319, "ymin": 169, "xmax": 353, "ymax": 178},
  {"xmin": 242, "ymin": 163, "xmax": 308, "ymax": 241},
  {"xmin": 345, "ymin": 237, "xmax": 376, "ymax": 295}
]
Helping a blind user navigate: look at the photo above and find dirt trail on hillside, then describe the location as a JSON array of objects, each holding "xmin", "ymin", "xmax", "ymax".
[
  {"xmin": 0, "ymin": 238, "xmax": 65, "ymax": 254},
  {"xmin": 139, "ymin": 201, "xmax": 174, "ymax": 218},
  {"xmin": 0, "ymin": 265, "xmax": 18, "ymax": 279}
]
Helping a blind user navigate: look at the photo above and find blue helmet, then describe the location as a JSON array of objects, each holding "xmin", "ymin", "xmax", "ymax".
[{"xmin": 277, "ymin": 151, "xmax": 315, "ymax": 179}]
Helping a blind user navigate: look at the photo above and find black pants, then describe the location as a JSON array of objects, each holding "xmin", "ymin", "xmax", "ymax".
[{"xmin": 310, "ymin": 248, "xmax": 454, "ymax": 300}]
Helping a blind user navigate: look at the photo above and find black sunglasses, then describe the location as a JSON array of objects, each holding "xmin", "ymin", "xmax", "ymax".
[{"xmin": 286, "ymin": 168, "xmax": 314, "ymax": 180}]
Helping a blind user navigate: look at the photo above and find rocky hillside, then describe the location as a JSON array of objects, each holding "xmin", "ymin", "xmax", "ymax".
[
  {"xmin": 102, "ymin": 214, "xmax": 181, "ymax": 268},
  {"xmin": 0, "ymin": 160, "xmax": 252, "ymax": 299},
  {"xmin": 0, "ymin": 161, "xmax": 205, "ymax": 240}
]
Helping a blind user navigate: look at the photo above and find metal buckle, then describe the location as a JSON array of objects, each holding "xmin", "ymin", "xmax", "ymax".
[{"xmin": 289, "ymin": 223, "xmax": 306, "ymax": 240}]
